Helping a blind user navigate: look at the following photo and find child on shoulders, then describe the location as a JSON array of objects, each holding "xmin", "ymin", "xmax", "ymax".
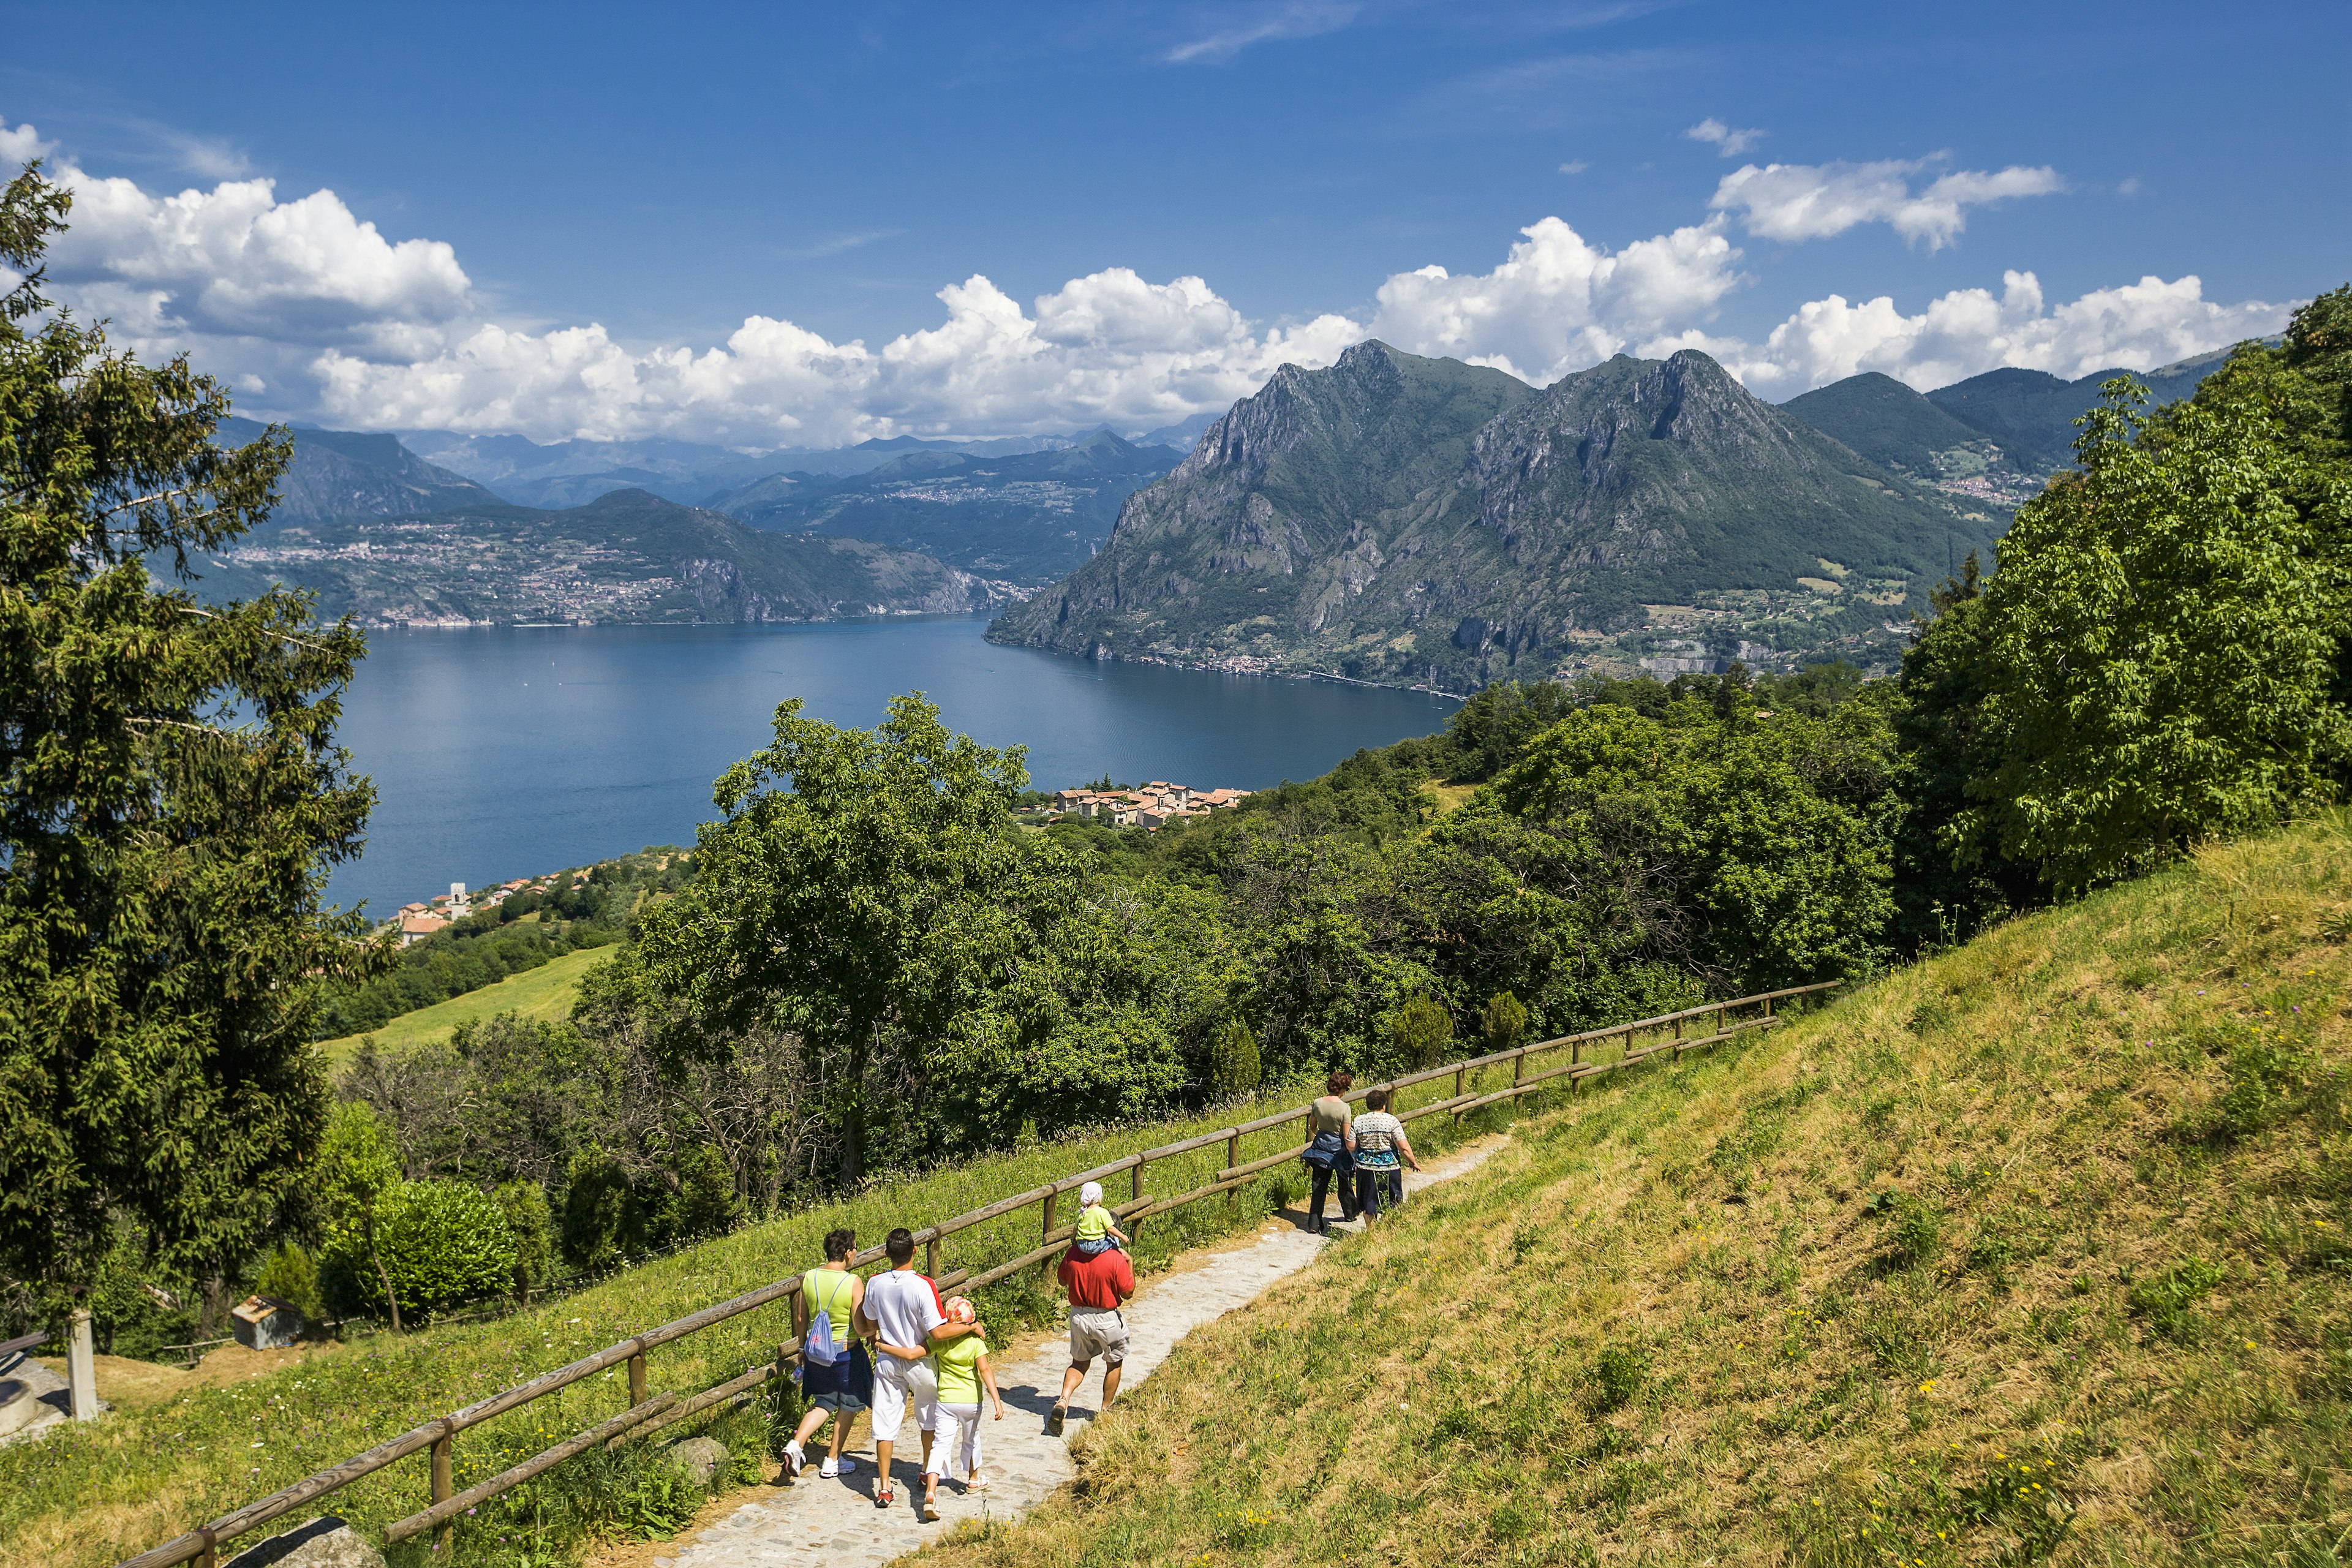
[{"xmin": 1071, "ymin": 1179, "xmax": 1128, "ymax": 1257}]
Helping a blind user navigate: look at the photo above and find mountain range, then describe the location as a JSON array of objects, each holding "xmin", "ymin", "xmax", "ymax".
[
  {"xmin": 707, "ymin": 429, "xmax": 1180, "ymax": 582},
  {"xmin": 992, "ymin": 343, "xmax": 2018, "ymax": 690},
  {"xmin": 193, "ymin": 347, "xmax": 2231, "ymax": 657}
]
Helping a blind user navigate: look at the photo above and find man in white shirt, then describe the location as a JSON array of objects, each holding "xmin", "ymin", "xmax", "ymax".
[{"xmin": 858, "ymin": 1226, "xmax": 982, "ymax": 1514}]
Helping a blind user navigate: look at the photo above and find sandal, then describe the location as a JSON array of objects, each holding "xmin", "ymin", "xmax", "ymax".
[
  {"xmin": 922, "ymin": 1493, "xmax": 942, "ymax": 1521},
  {"xmin": 968, "ymin": 1475, "xmax": 990, "ymax": 1492},
  {"xmin": 1047, "ymin": 1404, "xmax": 1068, "ymax": 1436},
  {"xmin": 875, "ymin": 1487, "xmax": 894, "ymax": 1510}
]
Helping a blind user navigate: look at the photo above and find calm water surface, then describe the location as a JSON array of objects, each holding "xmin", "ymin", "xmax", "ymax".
[{"xmin": 326, "ymin": 617, "xmax": 1457, "ymax": 915}]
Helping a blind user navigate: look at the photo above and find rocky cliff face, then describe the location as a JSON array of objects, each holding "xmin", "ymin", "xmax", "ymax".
[{"xmin": 990, "ymin": 343, "xmax": 1992, "ymax": 688}]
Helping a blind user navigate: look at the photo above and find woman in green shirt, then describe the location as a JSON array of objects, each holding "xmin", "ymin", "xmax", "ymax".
[
  {"xmin": 786, "ymin": 1228, "xmax": 873, "ymax": 1482},
  {"xmin": 921, "ymin": 1297, "xmax": 1004, "ymax": 1520}
]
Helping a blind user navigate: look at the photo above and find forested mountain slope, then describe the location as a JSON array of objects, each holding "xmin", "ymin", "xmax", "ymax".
[
  {"xmin": 204, "ymin": 487, "xmax": 1012, "ymax": 625},
  {"xmin": 990, "ymin": 342, "xmax": 1994, "ymax": 689},
  {"xmin": 214, "ymin": 417, "xmax": 502, "ymax": 522},
  {"xmin": 926, "ymin": 815, "xmax": 2352, "ymax": 1568}
]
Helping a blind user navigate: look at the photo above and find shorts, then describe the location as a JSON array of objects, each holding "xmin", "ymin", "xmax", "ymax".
[
  {"xmin": 1067, "ymin": 1306, "xmax": 1128, "ymax": 1370},
  {"xmin": 799, "ymin": 1341, "xmax": 871, "ymax": 1412},
  {"xmin": 870, "ymin": 1354, "xmax": 938, "ymax": 1442},
  {"xmin": 924, "ymin": 1401, "xmax": 983, "ymax": 1479}
]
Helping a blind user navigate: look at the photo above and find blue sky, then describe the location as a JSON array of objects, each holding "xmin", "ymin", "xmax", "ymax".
[{"xmin": 3, "ymin": 1, "xmax": 2342, "ymax": 445}]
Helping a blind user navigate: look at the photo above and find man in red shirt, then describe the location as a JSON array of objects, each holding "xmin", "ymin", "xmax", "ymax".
[{"xmin": 1049, "ymin": 1242, "xmax": 1135, "ymax": 1434}]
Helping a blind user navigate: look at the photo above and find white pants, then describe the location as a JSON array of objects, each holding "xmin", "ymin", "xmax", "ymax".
[
  {"xmin": 870, "ymin": 1355, "xmax": 937, "ymax": 1443},
  {"xmin": 924, "ymin": 1402, "xmax": 982, "ymax": 1479}
]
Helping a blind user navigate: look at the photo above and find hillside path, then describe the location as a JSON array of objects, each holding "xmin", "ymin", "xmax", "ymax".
[{"xmin": 646, "ymin": 1137, "xmax": 1505, "ymax": 1568}]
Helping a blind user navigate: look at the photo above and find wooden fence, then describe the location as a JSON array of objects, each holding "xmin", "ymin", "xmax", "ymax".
[{"xmin": 118, "ymin": 980, "xmax": 1837, "ymax": 1568}]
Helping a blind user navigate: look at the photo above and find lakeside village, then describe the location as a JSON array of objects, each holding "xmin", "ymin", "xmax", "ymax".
[
  {"xmin": 1034, "ymin": 779, "xmax": 1251, "ymax": 827},
  {"xmin": 390, "ymin": 872, "xmax": 562, "ymax": 946},
  {"xmin": 377, "ymin": 786, "xmax": 1249, "ymax": 944}
]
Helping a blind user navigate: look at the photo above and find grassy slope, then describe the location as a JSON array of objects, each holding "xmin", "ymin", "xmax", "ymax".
[
  {"xmin": 926, "ymin": 818, "xmax": 2352, "ymax": 1568},
  {"xmin": 317, "ymin": 945, "xmax": 608, "ymax": 1063},
  {"xmin": 1, "ymin": 1072, "xmax": 1512, "ymax": 1568}
]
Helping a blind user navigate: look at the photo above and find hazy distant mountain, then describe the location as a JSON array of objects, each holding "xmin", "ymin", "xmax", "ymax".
[
  {"xmin": 217, "ymin": 417, "xmax": 501, "ymax": 522},
  {"xmin": 1133, "ymin": 409, "xmax": 1224, "ymax": 452},
  {"xmin": 710, "ymin": 429, "xmax": 1182, "ymax": 584},
  {"xmin": 398, "ymin": 432, "xmax": 785, "ymax": 507},
  {"xmin": 990, "ymin": 342, "xmax": 1995, "ymax": 690},
  {"xmin": 198, "ymin": 488, "xmax": 1015, "ymax": 626},
  {"xmin": 404, "ymin": 429, "xmax": 1103, "ymax": 505}
]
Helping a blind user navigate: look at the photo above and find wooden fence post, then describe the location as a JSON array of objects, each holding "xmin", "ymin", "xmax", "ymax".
[
  {"xmin": 1765, "ymin": 994, "xmax": 1776, "ymax": 1019},
  {"xmin": 627, "ymin": 1350, "xmax": 647, "ymax": 1409},
  {"xmin": 430, "ymin": 1429, "xmax": 453, "ymax": 1551},
  {"xmin": 1225, "ymin": 1132, "xmax": 1240, "ymax": 1208},
  {"xmin": 1039, "ymin": 1188, "xmax": 1060, "ymax": 1278},
  {"xmin": 1131, "ymin": 1158, "xmax": 1147, "ymax": 1245},
  {"xmin": 925, "ymin": 1235, "xmax": 940, "ymax": 1281}
]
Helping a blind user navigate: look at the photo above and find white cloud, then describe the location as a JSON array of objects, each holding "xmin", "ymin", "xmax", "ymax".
[
  {"xmin": 1686, "ymin": 118, "xmax": 1762, "ymax": 157},
  {"xmin": 1367, "ymin": 216, "xmax": 1742, "ymax": 385},
  {"xmin": 47, "ymin": 168, "xmax": 471, "ymax": 344},
  {"xmin": 1663, "ymin": 270, "xmax": 2289, "ymax": 397},
  {"xmin": 2, "ymin": 117, "xmax": 56, "ymax": 167},
  {"xmin": 23, "ymin": 136, "xmax": 2289, "ymax": 446},
  {"xmin": 1558, "ymin": 160, "xmax": 1589, "ymax": 175},
  {"xmin": 1164, "ymin": 1, "xmax": 1359, "ymax": 63},
  {"xmin": 1711, "ymin": 157, "xmax": 2064, "ymax": 249}
]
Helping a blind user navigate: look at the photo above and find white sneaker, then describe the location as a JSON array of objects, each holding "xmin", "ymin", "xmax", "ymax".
[
  {"xmin": 783, "ymin": 1440, "xmax": 805, "ymax": 1479},
  {"xmin": 821, "ymin": 1455, "xmax": 856, "ymax": 1477}
]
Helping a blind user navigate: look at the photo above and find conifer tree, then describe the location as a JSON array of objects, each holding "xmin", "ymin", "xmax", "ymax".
[{"xmin": 0, "ymin": 166, "xmax": 377, "ymax": 1316}]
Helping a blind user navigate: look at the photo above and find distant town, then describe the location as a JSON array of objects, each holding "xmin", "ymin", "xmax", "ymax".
[{"xmin": 1044, "ymin": 780, "xmax": 1251, "ymax": 829}]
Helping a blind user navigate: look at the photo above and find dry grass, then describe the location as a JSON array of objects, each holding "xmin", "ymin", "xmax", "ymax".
[
  {"xmin": 917, "ymin": 815, "xmax": 2352, "ymax": 1568},
  {"xmin": 1423, "ymin": 780, "xmax": 1479, "ymax": 815}
]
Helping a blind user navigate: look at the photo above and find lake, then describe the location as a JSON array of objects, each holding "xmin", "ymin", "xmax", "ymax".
[{"xmin": 326, "ymin": 616, "xmax": 1458, "ymax": 916}]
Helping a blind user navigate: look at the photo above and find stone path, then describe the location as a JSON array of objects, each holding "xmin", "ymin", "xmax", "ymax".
[{"xmin": 652, "ymin": 1139, "xmax": 1503, "ymax": 1568}]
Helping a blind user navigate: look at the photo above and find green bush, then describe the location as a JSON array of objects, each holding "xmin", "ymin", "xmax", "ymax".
[
  {"xmin": 1208, "ymin": 1016, "xmax": 1262, "ymax": 1098},
  {"xmin": 251, "ymin": 1242, "xmax": 324, "ymax": 1326},
  {"xmin": 1480, "ymin": 990, "xmax": 1528, "ymax": 1054},
  {"xmin": 494, "ymin": 1182, "xmax": 557, "ymax": 1298},
  {"xmin": 328, "ymin": 1179, "xmax": 516, "ymax": 1321},
  {"xmin": 1384, "ymin": 993, "xmax": 1455, "ymax": 1072},
  {"xmin": 1588, "ymin": 1344, "xmax": 1649, "ymax": 1412}
]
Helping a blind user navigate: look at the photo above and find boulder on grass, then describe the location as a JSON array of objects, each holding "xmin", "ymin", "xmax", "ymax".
[
  {"xmin": 667, "ymin": 1434, "xmax": 731, "ymax": 1487},
  {"xmin": 222, "ymin": 1517, "xmax": 385, "ymax": 1568}
]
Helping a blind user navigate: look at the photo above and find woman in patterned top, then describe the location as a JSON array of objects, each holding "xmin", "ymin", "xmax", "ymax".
[{"xmin": 1349, "ymin": 1088, "xmax": 1420, "ymax": 1222}]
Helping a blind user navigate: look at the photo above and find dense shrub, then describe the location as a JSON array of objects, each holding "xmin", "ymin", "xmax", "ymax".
[{"xmin": 326, "ymin": 1180, "xmax": 515, "ymax": 1321}]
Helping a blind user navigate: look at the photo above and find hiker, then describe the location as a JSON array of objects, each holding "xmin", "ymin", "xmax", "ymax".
[
  {"xmin": 1302, "ymin": 1071, "xmax": 1357, "ymax": 1233},
  {"xmin": 859, "ymin": 1227, "xmax": 982, "ymax": 1515},
  {"xmin": 1048, "ymin": 1229, "xmax": 1135, "ymax": 1434},
  {"xmin": 1069, "ymin": 1180, "xmax": 1128, "ymax": 1256},
  {"xmin": 1351, "ymin": 1087, "xmax": 1420, "ymax": 1221},
  {"xmin": 785, "ymin": 1227, "xmax": 872, "ymax": 1481},
  {"xmin": 922, "ymin": 1295, "xmax": 1005, "ymax": 1513}
]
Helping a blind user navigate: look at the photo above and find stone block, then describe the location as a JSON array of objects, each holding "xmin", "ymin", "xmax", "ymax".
[
  {"xmin": 667, "ymin": 1434, "xmax": 732, "ymax": 1488},
  {"xmin": 222, "ymin": 1517, "xmax": 385, "ymax": 1568}
]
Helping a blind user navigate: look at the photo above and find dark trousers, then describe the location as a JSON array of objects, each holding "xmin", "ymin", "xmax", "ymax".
[
  {"xmin": 1354, "ymin": 1166, "xmax": 1403, "ymax": 1220},
  {"xmin": 1309, "ymin": 1158, "xmax": 1357, "ymax": 1225}
]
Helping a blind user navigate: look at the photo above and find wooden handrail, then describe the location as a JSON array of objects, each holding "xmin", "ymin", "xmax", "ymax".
[{"xmin": 117, "ymin": 978, "xmax": 1838, "ymax": 1566}]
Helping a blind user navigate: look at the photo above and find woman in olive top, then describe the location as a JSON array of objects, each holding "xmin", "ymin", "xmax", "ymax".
[
  {"xmin": 1303, "ymin": 1071, "xmax": 1357, "ymax": 1234},
  {"xmin": 785, "ymin": 1228, "xmax": 872, "ymax": 1481}
]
